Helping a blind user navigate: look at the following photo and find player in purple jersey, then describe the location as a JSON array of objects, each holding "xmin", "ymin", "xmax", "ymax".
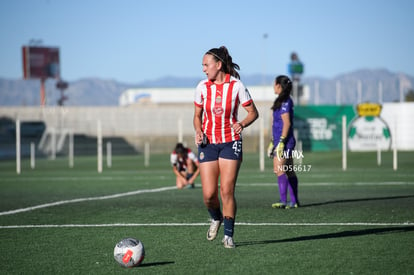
[{"xmin": 268, "ymin": 75, "xmax": 300, "ymax": 209}]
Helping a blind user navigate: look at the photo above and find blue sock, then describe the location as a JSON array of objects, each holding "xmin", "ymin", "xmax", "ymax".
[
  {"xmin": 224, "ymin": 216, "xmax": 235, "ymax": 237},
  {"xmin": 208, "ymin": 208, "xmax": 222, "ymax": 221}
]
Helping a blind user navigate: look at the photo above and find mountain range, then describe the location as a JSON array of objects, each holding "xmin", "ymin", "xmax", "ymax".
[{"xmin": 0, "ymin": 69, "xmax": 413, "ymax": 106}]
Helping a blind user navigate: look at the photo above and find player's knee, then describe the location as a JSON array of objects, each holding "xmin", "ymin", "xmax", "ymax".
[
  {"xmin": 203, "ymin": 197, "xmax": 217, "ymax": 208},
  {"xmin": 274, "ymin": 169, "xmax": 285, "ymax": 177},
  {"xmin": 220, "ymin": 188, "xmax": 234, "ymax": 202}
]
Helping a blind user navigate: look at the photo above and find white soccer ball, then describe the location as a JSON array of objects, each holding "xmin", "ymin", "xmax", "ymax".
[{"xmin": 113, "ymin": 238, "xmax": 145, "ymax": 268}]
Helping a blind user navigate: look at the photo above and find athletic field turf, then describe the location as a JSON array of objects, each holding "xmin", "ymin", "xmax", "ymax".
[{"xmin": 1, "ymin": 151, "xmax": 413, "ymax": 274}]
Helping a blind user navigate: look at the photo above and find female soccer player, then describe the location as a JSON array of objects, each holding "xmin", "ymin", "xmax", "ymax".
[
  {"xmin": 170, "ymin": 143, "xmax": 199, "ymax": 189},
  {"xmin": 193, "ymin": 46, "xmax": 259, "ymax": 248},
  {"xmin": 269, "ymin": 75, "xmax": 300, "ymax": 209}
]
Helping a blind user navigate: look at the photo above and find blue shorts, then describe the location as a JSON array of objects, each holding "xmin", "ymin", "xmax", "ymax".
[{"xmin": 198, "ymin": 140, "xmax": 243, "ymax": 163}]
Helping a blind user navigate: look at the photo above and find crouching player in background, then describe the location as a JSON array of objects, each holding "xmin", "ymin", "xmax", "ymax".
[{"xmin": 170, "ymin": 143, "xmax": 199, "ymax": 189}]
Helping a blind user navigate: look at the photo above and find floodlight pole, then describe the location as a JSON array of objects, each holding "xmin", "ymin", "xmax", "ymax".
[
  {"xmin": 16, "ymin": 119, "xmax": 21, "ymax": 174},
  {"xmin": 40, "ymin": 78, "xmax": 46, "ymax": 106}
]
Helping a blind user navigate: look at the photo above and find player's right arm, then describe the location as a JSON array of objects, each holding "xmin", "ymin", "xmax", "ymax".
[
  {"xmin": 194, "ymin": 105, "xmax": 204, "ymax": 146},
  {"xmin": 193, "ymin": 81, "xmax": 205, "ymax": 146}
]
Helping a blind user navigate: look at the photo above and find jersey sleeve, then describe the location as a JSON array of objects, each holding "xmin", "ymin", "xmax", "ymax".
[
  {"xmin": 170, "ymin": 153, "xmax": 177, "ymax": 166},
  {"xmin": 194, "ymin": 80, "xmax": 204, "ymax": 107},
  {"xmin": 187, "ymin": 150, "xmax": 198, "ymax": 163},
  {"xmin": 237, "ymin": 81, "xmax": 253, "ymax": 106},
  {"xmin": 280, "ymin": 98, "xmax": 293, "ymax": 114}
]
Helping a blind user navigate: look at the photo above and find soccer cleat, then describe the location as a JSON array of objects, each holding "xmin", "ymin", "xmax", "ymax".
[
  {"xmin": 271, "ymin": 201, "xmax": 287, "ymax": 209},
  {"xmin": 207, "ymin": 219, "xmax": 222, "ymax": 241},
  {"xmin": 286, "ymin": 202, "xmax": 299, "ymax": 209},
  {"xmin": 222, "ymin": 235, "xmax": 235, "ymax": 248}
]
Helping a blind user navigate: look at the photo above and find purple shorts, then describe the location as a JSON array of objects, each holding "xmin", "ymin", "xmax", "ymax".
[{"xmin": 198, "ymin": 140, "xmax": 243, "ymax": 163}]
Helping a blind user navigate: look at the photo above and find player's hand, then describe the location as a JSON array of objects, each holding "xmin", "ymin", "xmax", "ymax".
[
  {"xmin": 195, "ymin": 130, "xmax": 203, "ymax": 146},
  {"xmin": 232, "ymin": 122, "xmax": 244, "ymax": 134},
  {"xmin": 276, "ymin": 140, "xmax": 285, "ymax": 158},
  {"xmin": 267, "ymin": 141, "xmax": 274, "ymax": 158}
]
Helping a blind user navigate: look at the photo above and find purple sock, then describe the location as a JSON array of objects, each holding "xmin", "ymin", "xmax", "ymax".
[
  {"xmin": 288, "ymin": 176, "xmax": 299, "ymax": 204},
  {"xmin": 277, "ymin": 174, "xmax": 288, "ymax": 203}
]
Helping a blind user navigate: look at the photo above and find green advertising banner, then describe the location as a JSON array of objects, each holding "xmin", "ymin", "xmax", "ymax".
[{"xmin": 294, "ymin": 105, "xmax": 356, "ymax": 151}]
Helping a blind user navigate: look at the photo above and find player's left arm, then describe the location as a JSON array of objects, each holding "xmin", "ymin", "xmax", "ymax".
[
  {"xmin": 280, "ymin": 113, "xmax": 290, "ymax": 138},
  {"xmin": 236, "ymin": 101, "xmax": 259, "ymax": 131},
  {"xmin": 234, "ymin": 84, "xmax": 259, "ymax": 132}
]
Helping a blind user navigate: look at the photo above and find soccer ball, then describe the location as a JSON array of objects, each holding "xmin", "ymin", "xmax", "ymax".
[{"xmin": 113, "ymin": 238, "xmax": 145, "ymax": 267}]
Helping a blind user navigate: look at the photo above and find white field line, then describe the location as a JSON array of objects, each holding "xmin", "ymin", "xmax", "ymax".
[
  {"xmin": 0, "ymin": 186, "xmax": 176, "ymax": 216},
  {"xmin": 1, "ymin": 222, "xmax": 413, "ymax": 229}
]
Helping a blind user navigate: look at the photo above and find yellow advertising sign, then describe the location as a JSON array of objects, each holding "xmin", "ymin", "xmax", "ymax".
[{"xmin": 356, "ymin": 103, "xmax": 382, "ymax": 117}]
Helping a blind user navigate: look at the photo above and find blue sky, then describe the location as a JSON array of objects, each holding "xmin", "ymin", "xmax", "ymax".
[{"xmin": 1, "ymin": 0, "xmax": 413, "ymax": 84}]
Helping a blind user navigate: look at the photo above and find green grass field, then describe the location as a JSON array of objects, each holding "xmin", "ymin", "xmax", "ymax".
[{"xmin": 1, "ymin": 151, "xmax": 413, "ymax": 274}]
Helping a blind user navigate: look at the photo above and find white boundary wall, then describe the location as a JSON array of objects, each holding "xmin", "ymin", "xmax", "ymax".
[
  {"xmin": 1, "ymin": 102, "xmax": 413, "ymax": 150},
  {"xmin": 119, "ymin": 85, "xmax": 275, "ymax": 105},
  {"xmin": 0, "ymin": 104, "xmax": 271, "ymax": 138},
  {"xmin": 380, "ymin": 102, "xmax": 414, "ymax": 151}
]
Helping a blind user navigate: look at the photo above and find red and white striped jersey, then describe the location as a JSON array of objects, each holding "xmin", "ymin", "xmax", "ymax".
[
  {"xmin": 170, "ymin": 148, "xmax": 198, "ymax": 169},
  {"xmin": 194, "ymin": 74, "xmax": 253, "ymax": 144}
]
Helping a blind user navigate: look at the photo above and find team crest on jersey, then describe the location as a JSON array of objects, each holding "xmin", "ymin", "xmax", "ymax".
[
  {"xmin": 213, "ymin": 95, "xmax": 223, "ymax": 116},
  {"xmin": 213, "ymin": 107, "xmax": 224, "ymax": 116}
]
